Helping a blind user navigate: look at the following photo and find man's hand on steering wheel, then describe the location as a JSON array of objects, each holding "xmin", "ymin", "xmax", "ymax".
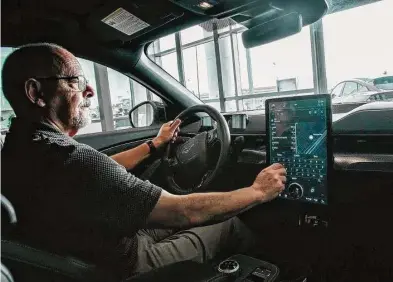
[{"xmin": 153, "ymin": 119, "xmax": 182, "ymax": 148}]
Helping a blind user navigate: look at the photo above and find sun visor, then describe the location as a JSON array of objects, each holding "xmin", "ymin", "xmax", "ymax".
[{"xmin": 86, "ymin": 0, "xmax": 184, "ymax": 42}]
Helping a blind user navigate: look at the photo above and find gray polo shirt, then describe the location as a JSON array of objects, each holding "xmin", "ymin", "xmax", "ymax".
[{"xmin": 1, "ymin": 117, "xmax": 162, "ymax": 278}]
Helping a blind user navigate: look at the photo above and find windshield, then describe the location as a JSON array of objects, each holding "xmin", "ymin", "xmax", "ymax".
[
  {"xmin": 147, "ymin": 0, "xmax": 393, "ymax": 117},
  {"xmin": 373, "ymin": 76, "xmax": 393, "ymax": 90}
]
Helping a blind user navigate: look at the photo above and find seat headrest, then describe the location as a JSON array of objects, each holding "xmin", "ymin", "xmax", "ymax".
[
  {"xmin": 1, "ymin": 263, "xmax": 14, "ymax": 282},
  {"xmin": 1, "ymin": 195, "xmax": 17, "ymax": 224}
]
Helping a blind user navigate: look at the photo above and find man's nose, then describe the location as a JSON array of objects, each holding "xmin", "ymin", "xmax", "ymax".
[{"xmin": 83, "ymin": 84, "xmax": 95, "ymax": 98}]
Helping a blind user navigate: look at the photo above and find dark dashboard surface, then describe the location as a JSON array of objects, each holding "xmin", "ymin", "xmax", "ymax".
[
  {"xmin": 220, "ymin": 101, "xmax": 393, "ymax": 135},
  {"xmin": 182, "ymin": 102, "xmax": 393, "ymax": 173}
]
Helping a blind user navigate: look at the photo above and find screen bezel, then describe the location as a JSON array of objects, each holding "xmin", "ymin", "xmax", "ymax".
[{"xmin": 265, "ymin": 94, "xmax": 333, "ymax": 205}]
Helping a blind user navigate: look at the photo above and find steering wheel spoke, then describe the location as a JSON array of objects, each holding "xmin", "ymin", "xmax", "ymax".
[
  {"xmin": 196, "ymin": 170, "xmax": 213, "ymax": 189},
  {"xmin": 163, "ymin": 105, "xmax": 231, "ymax": 194},
  {"xmin": 207, "ymin": 128, "xmax": 219, "ymax": 147},
  {"xmin": 168, "ymin": 156, "xmax": 179, "ymax": 168}
]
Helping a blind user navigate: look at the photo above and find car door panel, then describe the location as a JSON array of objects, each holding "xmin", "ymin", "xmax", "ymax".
[
  {"xmin": 75, "ymin": 125, "xmax": 166, "ymax": 181},
  {"xmin": 74, "ymin": 125, "xmax": 161, "ymax": 151}
]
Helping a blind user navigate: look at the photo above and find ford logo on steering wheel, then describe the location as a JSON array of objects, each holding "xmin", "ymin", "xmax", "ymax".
[{"xmin": 181, "ymin": 141, "xmax": 194, "ymax": 154}]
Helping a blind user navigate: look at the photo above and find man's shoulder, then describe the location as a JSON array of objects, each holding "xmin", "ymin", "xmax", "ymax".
[
  {"xmin": 67, "ymin": 142, "xmax": 109, "ymax": 162},
  {"xmin": 66, "ymin": 142, "xmax": 122, "ymax": 174}
]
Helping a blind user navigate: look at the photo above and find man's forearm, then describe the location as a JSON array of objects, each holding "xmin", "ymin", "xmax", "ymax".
[
  {"xmin": 179, "ymin": 186, "xmax": 262, "ymax": 227},
  {"xmin": 148, "ymin": 163, "xmax": 284, "ymax": 229},
  {"xmin": 111, "ymin": 137, "xmax": 163, "ymax": 170}
]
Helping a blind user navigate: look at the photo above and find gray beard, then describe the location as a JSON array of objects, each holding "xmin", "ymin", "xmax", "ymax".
[{"xmin": 72, "ymin": 108, "xmax": 91, "ymax": 129}]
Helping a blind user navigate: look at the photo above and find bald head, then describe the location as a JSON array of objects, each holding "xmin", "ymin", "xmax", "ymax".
[
  {"xmin": 1, "ymin": 43, "xmax": 94, "ymax": 136},
  {"xmin": 2, "ymin": 43, "xmax": 81, "ymax": 115}
]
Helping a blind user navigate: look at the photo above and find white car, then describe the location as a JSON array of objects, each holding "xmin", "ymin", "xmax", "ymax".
[{"xmin": 330, "ymin": 76, "xmax": 393, "ymax": 104}]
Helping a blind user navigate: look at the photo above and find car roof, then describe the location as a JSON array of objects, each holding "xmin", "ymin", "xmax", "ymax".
[
  {"xmin": 1, "ymin": 0, "xmax": 374, "ymax": 66},
  {"xmin": 355, "ymin": 78, "xmax": 373, "ymax": 83}
]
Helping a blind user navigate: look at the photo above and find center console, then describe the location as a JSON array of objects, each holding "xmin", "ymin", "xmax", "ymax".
[
  {"xmin": 130, "ymin": 255, "xmax": 281, "ymax": 282},
  {"xmin": 209, "ymin": 255, "xmax": 279, "ymax": 282},
  {"xmin": 133, "ymin": 95, "xmax": 332, "ymax": 282}
]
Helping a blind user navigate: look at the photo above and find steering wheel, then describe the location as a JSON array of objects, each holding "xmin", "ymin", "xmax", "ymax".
[{"xmin": 163, "ymin": 105, "xmax": 231, "ymax": 194}]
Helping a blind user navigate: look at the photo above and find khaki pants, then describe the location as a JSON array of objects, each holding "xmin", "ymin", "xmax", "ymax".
[{"xmin": 133, "ymin": 217, "xmax": 255, "ymax": 275}]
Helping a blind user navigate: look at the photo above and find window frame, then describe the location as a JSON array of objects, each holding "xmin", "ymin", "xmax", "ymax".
[
  {"xmin": 330, "ymin": 82, "xmax": 345, "ymax": 97},
  {"xmin": 147, "ymin": 23, "xmax": 316, "ymax": 113},
  {"xmin": 342, "ymin": 81, "xmax": 359, "ymax": 96},
  {"xmin": 357, "ymin": 83, "xmax": 369, "ymax": 92}
]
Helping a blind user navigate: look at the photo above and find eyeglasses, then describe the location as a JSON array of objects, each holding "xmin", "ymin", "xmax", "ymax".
[{"xmin": 34, "ymin": 75, "xmax": 88, "ymax": 92}]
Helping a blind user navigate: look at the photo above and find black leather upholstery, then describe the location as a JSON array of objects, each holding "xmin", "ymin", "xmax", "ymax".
[
  {"xmin": 1, "ymin": 195, "xmax": 16, "ymax": 224},
  {"xmin": 1, "ymin": 263, "xmax": 14, "ymax": 282},
  {"xmin": 1, "ymin": 194, "xmax": 15, "ymax": 282},
  {"xmin": 1, "ymin": 240, "xmax": 115, "ymax": 282},
  {"xmin": 0, "ymin": 194, "xmax": 116, "ymax": 282},
  {"xmin": 1, "ymin": 133, "xmax": 119, "ymax": 281},
  {"xmin": 0, "ymin": 134, "xmax": 5, "ymax": 150}
]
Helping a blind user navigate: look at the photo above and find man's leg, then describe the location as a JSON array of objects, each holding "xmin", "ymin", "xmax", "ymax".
[{"xmin": 133, "ymin": 217, "xmax": 255, "ymax": 274}]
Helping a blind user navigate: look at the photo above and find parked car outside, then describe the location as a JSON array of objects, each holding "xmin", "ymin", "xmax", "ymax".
[{"xmin": 330, "ymin": 76, "xmax": 393, "ymax": 104}]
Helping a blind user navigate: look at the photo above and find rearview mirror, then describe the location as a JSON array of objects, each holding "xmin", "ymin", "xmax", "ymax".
[
  {"xmin": 128, "ymin": 101, "xmax": 167, "ymax": 128},
  {"xmin": 242, "ymin": 12, "xmax": 302, "ymax": 49}
]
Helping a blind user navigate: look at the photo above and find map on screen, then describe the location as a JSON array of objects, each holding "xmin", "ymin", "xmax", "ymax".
[{"xmin": 267, "ymin": 96, "xmax": 330, "ymax": 205}]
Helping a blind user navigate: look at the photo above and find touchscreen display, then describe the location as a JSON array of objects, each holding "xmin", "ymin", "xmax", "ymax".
[{"xmin": 266, "ymin": 96, "xmax": 330, "ymax": 205}]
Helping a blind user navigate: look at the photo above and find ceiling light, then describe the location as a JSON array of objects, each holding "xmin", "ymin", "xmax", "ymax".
[{"xmin": 198, "ymin": 1, "xmax": 214, "ymax": 9}]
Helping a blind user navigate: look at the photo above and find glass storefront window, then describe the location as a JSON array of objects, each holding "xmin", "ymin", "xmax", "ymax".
[
  {"xmin": 323, "ymin": 0, "xmax": 393, "ymax": 92},
  {"xmin": 181, "ymin": 25, "xmax": 212, "ymax": 45},
  {"xmin": 205, "ymin": 102, "xmax": 221, "ymax": 112},
  {"xmin": 197, "ymin": 42, "xmax": 220, "ymax": 100},
  {"xmin": 1, "ymin": 48, "xmax": 15, "ymax": 132},
  {"xmin": 249, "ymin": 26, "xmax": 313, "ymax": 93},
  {"xmin": 182, "ymin": 42, "xmax": 220, "ymax": 100},
  {"xmin": 183, "ymin": 47, "xmax": 199, "ymax": 97},
  {"xmin": 107, "ymin": 71, "xmax": 161, "ymax": 129},
  {"xmin": 237, "ymin": 33, "xmax": 250, "ymax": 95},
  {"xmin": 78, "ymin": 58, "xmax": 100, "ymax": 120},
  {"xmin": 108, "ymin": 68, "xmax": 132, "ymax": 121},
  {"xmin": 241, "ymin": 97, "xmax": 266, "ymax": 111},
  {"xmin": 149, "ymin": 22, "xmax": 314, "ymax": 113},
  {"xmin": 149, "ymin": 1, "xmax": 392, "ymax": 115},
  {"xmin": 219, "ymin": 36, "xmax": 236, "ymax": 98},
  {"xmin": 159, "ymin": 34, "xmax": 176, "ymax": 51},
  {"xmin": 161, "ymin": 53, "xmax": 179, "ymax": 81},
  {"xmin": 225, "ymin": 100, "xmax": 237, "ymax": 112}
]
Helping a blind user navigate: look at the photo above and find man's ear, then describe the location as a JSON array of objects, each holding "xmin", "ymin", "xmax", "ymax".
[{"xmin": 25, "ymin": 78, "xmax": 46, "ymax": 107}]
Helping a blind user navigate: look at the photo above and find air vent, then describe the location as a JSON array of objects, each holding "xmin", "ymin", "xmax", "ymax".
[{"xmin": 334, "ymin": 135, "xmax": 393, "ymax": 154}]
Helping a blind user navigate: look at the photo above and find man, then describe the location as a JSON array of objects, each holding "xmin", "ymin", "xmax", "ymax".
[{"xmin": 1, "ymin": 43, "xmax": 286, "ymax": 279}]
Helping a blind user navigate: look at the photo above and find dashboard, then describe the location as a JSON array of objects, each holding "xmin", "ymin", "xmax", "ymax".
[
  {"xmin": 221, "ymin": 101, "xmax": 393, "ymax": 135},
  {"xmin": 188, "ymin": 100, "xmax": 393, "ymax": 207},
  {"xmin": 181, "ymin": 101, "xmax": 393, "ymax": 181}
]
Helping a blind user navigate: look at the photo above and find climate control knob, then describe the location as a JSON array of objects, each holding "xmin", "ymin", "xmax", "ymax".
[{"xmin": 287, "ymin": 183, "xmax": 304, "ymax": 199}]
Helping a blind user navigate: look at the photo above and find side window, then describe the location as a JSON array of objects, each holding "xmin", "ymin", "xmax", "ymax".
[
  {"xmin": 77, "ymin": 63, "xmax": 163, "ymax": 135},
  {"xmin": 331, "ymin": 83, "xmax": 344, "ymax": 97},
  {"xmin": 342, "ymin": 82, "xmax": 358, "ymax": 96},
  {"xmin": 357, "ymin": 84, "xmax": 369, "ymax": 92},
  {"xmin": 0, "ymin": 48, "xmax": 161, "ymax": 135},
  {"xmin": 1, "ymin": 48, "xmax": 16, "ymax": 134}
]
